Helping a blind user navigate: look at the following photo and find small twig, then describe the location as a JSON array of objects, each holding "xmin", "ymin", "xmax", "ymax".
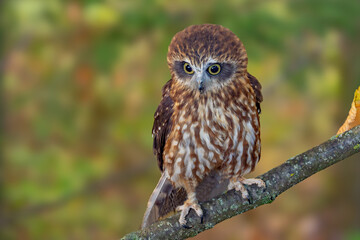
[{"xmin": 121, "ymin": 125, "xmax": 360, "ymax": 240}]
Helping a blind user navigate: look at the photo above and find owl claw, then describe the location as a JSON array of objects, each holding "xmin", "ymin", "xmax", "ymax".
[
  {"xmin": 228, "ymin": 177, "xmax": 266, "ymax": 199},
  {"xmin": 176, "ymin": 199, "xmax": 203, "ymax": 226},
  {"xmin": 241, "ymin": 178, "xmax": 266, "ymax": 188},
  {"xmin": 181, "ymin": 224, "xmax": 192, "ymax": 229}
]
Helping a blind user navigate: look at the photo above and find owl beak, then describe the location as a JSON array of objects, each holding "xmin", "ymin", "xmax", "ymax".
[
  {"xmin": 198, "ymin": 81, "xmax": 205, "ymax": 93},
  {"xmin": 196, "ymin": 75, "xmax": 205, "ymax": 93}
]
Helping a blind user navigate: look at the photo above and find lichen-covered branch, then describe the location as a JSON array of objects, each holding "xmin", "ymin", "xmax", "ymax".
[{"xmin": 122, "ymin": 126, "xmax": 360, "ymax": 240}]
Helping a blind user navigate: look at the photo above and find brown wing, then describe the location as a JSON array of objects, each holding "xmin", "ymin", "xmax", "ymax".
[
  {"xmin": 152, "ymin": 79, "xmax": 174, "ymax": 171},
  {"xmin": 247, "ymin": 72, "xmax": 263, "ymax": 114}
]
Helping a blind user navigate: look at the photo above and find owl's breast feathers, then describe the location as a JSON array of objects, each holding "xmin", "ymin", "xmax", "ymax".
[{"xmin": 161, "ymin": 73, "xmax": 262, "ymax": 186}]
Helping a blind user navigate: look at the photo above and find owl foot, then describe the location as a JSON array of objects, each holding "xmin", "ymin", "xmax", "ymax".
[
  {"xmin": 228, "ymin": 176, "xmax": 266, "ymax": 199},
  {"xmin": 176, "ymin": 199, "xmax": 203, "ymax": 227}
]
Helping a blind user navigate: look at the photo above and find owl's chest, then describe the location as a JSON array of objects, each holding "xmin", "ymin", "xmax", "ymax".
[
  {"xmin": 164, "ymin": 98, "xmax": 256, "ymax": 183},
  {"xmin": 175, "ymin": 100, "xmax": 235, "ymax": 148}
]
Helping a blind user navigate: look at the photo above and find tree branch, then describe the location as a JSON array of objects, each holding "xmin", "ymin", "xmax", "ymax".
[{"xmin": 121, "ymin": 126, "xmax": 360, "ymax": 240}]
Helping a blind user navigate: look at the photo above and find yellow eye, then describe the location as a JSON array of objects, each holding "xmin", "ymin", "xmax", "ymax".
[
  {"xmin": 183, "ymin": 62, "xmax": 194, "ymax": 74},
  {"xmin": 207, "ymin": 64, "xmax": 221, "ymax": 75}
]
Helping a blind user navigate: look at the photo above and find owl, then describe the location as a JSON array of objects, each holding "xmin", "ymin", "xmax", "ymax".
[{"xmin": 142, "ymin": 24, "xmax": 265, "ymax": 228}]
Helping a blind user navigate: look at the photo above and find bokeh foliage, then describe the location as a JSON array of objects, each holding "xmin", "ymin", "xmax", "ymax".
[{"xmin": 1, "ymin": 0, "xmax": 360, "ymax": 239}]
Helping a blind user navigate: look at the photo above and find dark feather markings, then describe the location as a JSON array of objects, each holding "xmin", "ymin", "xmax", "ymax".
[
  {"xmin": 152, "ymin": 79, "xmax": 174, "ymax": 171},
  {"xmin": 247, "ymin": 72, "xmax": 263, "ymax": 114}
]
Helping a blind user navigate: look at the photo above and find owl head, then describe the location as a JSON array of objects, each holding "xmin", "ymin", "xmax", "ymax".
[{"xmin": 167, "ymin": 24, "xmax": 248, "ymax": 94}]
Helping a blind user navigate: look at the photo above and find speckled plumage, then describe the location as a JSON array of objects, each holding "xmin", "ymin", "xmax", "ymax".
[{"xmin": 142, "ymin": 24, "xmax": 265, "ymax": 228}]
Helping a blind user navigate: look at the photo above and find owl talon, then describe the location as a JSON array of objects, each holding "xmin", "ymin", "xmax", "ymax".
[
  {"xmin": 181, "ymin": 224, "xmax": 192, "ymax": 229},
  {"xmin": 241, "ymin": 178, "xmax": 266, "ymax": 188},
  {"xmin": 228, "ymin": 177, "xmax": 266, "ymax": 199},
  {"xmin": 177, "ymin": 199, "xmax": 203, "ymax": 226}
]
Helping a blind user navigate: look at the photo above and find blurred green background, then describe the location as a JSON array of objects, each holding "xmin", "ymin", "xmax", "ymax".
[{"xmin": 1, "ymin": 0, "xmax": 360, "ymax": 239}]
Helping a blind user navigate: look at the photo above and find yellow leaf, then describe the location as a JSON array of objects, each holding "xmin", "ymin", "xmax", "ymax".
[{"xmin": 337, "ymin": 86, "xmax": 360, "ymax": 134}]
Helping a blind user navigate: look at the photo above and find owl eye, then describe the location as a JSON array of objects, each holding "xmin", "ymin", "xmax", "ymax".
[
  {"xmin": 183, "ymin": 62, "xmax": 194, "ymax": 74},
  {"xmin": 207, "ymin": 64, "xmax": 221, "ymax": 75}
]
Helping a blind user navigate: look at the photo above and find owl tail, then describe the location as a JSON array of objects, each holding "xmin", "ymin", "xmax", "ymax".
[
  {"xmin": 141, "ymin": 172, "xmax": 187, "ymax": 229},
  {"xmin": 141, "ymin": 171, "xmax": 229, "ymax": 229}
]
